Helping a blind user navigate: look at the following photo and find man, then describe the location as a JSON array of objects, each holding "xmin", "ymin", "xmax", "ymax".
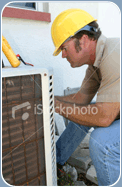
[{"xmin": 51, "ymin": 9, "xmax": 120, "ymax": 186}]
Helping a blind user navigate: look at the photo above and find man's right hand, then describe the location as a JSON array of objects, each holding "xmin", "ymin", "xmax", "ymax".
[{"xmin": 54, "ymin": 96, "xmax": 61, "ymax": 113}]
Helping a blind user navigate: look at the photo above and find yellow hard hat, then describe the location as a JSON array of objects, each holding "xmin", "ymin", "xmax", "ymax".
[{"xmin": 51, "ymin": 8, "xmax": 97, "ymax": 56}]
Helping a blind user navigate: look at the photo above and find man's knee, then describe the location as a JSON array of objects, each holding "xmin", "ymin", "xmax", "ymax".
[
  {"xmin": 89, "ymin": 123, "xmax": 120, "ymax": 160},
  {"xmin": 89, "ymin": 120, "xmax": 120, "ymax": 154}
]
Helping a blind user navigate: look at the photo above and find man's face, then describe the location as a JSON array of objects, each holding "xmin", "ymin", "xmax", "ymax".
[{"xmin": 60, "ymin": 36, "xmax": 94, "ymax": 68}]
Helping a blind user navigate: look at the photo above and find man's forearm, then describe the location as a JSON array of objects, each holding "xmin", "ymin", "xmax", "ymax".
[
  {"xmin": 55, "ymin": 91, "xmax": 95, "ymax": 105},
  {"xmin": 55, "ymin": 94, "xmax": 76, "ymax": 103},
  {"xmin": 55, "ymin": 100, "xmax": 120, "ymax": 127}
]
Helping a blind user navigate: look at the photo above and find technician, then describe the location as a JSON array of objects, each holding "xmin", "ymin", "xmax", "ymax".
[{"xmin": 51, "ymin": 9, "xmax": 120, "ymax": 186}]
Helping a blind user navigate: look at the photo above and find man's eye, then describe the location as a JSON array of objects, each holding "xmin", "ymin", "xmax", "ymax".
[
  {"xmin": 63, "ymin": 47, "xmax": 67, "ymax": 51},
  {"xmin": 61, "ymin": 46, "xmax": 66, "ymax": 51}
]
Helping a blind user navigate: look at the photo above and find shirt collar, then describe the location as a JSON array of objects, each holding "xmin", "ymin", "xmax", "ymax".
[{"xmin": 93, "ymin": 34, "xmax": 107, "ymax": 67}]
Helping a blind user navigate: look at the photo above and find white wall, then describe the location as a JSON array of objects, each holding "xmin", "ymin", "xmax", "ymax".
[
  {"xmin": 2, "ymin": 1, "xmax": 120, "ymax": 96},
  {"xmin": 98, "ymin": 2, "xmax": 121, "ymax": 38}
]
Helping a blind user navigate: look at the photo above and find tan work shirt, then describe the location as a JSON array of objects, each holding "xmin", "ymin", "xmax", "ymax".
[{"xmin": 80, "ymin": 35, "xmax": 120, "ymax": 102}]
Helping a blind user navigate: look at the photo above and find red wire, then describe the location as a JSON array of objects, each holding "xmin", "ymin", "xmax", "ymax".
[
  {"xmin": 25, "ymin": 62, "xmax": 34, "ymax": 66},
  {"xmin": 16, "ymin": 54, "xmax": 34, "ymax": 66}
]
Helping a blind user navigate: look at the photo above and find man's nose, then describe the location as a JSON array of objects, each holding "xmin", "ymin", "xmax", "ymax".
[{"xmin": 62, "ymin": 50, "xmax": 67, "ymax": 58}]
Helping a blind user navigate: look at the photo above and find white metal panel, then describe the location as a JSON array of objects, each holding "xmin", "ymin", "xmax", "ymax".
[
  {"xmin": 2, "ymin": 66, "xmax": 57, "ymax": 186},
  {"xmin": 41, "ymin": 71, "xmax": 57, "ymax": 186}
]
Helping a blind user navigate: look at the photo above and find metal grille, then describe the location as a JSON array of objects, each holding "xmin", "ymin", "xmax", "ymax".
[
  {"xmin": 2, "ymin": 74, "xmax": 46, "ymax": 186},
  {"xmin": 49, "ymin": 75, "xmax": 57, "ymax": 185}
]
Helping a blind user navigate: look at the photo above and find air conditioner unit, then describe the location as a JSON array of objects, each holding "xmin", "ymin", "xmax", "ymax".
[{"xmin": 2, "ymin": 66, "xmax": 57, "ymax": 186}]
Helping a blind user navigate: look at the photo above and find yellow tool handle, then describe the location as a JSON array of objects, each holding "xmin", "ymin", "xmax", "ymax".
[{"xmin": 2, "ymin": 35, "xmax": 21, "ymax": 67}]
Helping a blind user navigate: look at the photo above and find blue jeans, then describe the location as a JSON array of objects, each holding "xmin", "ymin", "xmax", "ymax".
[{"xmin": 56, "ymin": 120, "xmax": 120, "ymax": 186}]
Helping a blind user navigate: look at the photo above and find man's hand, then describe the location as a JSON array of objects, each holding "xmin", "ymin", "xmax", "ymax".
[{"xmin": 54, "ymin": 97, "xmax": 61, "ymax": 113}]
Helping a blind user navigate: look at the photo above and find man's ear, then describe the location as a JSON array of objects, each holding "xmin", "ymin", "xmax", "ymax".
[{"xmin": 79, "ymin": 35, "xmax": 89, "ymax": 48}]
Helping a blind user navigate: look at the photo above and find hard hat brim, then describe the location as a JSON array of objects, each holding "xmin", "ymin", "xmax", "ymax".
[{"xmin": 53, "ymin": 47, "xmax": 61, "ymax": 56}]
